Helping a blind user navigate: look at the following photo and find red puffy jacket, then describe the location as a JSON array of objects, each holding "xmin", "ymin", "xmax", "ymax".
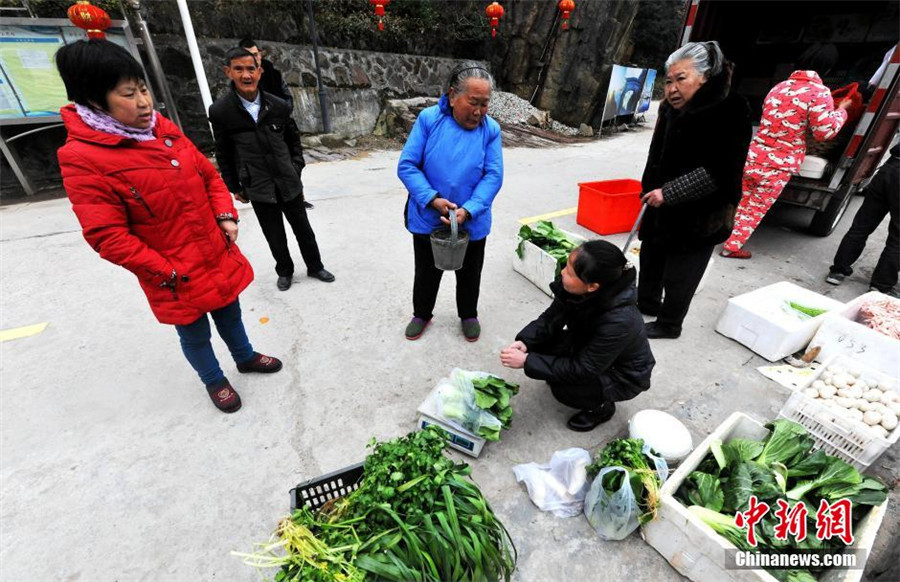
[{"xmin": 58, "ymin": 105, "xmax": 254, "ymax": 325}]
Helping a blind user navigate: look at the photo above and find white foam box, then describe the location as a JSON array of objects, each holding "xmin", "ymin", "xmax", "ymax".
[
  {"xmin": 512, "ymin": 227, "xmax": 587, "ymax": 297},
  {"xmin": 416, "ymin": 387, "xmax": 485, "ymax": 458},
  {"xmin": 641, "ymin": 412, "xmax": 888, "ymax": 582},
  {"xmin": 716, "ymin": 281, "xmax": 845, "ymax": 361},
  {"xmin": 808, "ymin": 291, "xmax": 900, "ymax": 377}
]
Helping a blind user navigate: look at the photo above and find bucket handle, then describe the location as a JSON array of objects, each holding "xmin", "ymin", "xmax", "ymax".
[{"xmin": 448, "ymin": 207, "xmax": 458, "ymax": 243}]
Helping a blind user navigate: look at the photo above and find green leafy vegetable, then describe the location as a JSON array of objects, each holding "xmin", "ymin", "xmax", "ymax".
[
  {"xmin": 721, "ymin": 438, "xmax": 764, "ymax": 466},
  {"xmin": 587, "ymin": 438, "xmax": 662, "ymax": 524},
  {"xmin": 787, "ymin": 301, "xmax": 830, "ymax": 318},
  {"xmin": 756, "ymin": 419, "xmax": 815, "ymax": 467},
  {"xmin": 688, "ymin": 505, "xmax": 753, "ymax": 551},
  {"xmin": 236, "ymin": 427, "xmax": 517, "ymax": 581},
  {"xmin": 680, "ymin": 472, "xmax": 724, "ymax": 512},
  {"xmin": 722, "ymin": 461, "xmax": 781, "ymax": 512},
  {"xmin": 517, "ymin": 220, "xmax": 578, "ymax": 277},
  {"xmin": 786, "ymin": 456, "xmax": 860, "ymax": 501}
]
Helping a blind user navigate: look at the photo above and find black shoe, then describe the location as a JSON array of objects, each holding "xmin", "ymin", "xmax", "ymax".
[
  {"xmin": 277, "ymin": 276, "xmax": 293, "ymax": 291},
  {"xmin": 567, "ymin": 401, "xmax": 616, "ymax": 432},
  {"xmin": 308, "ymin": 269, "xmax": 335, "ymax": 283},
  {"xmin": 645, "ymin": 321, "xmax": 681, "ymax": 339},
  {"xmin": 825, "ymin": 272, "xmax": 845, "ymax": 286},
  {"xmin": 303, "ymin": 200, "xmax": 314, "ymax": 210}
]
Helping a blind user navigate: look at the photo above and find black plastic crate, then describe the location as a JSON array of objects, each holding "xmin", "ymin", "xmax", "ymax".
[{"xmin": 290, "ymin": 462, "xmax": 365, "ymax": 511}]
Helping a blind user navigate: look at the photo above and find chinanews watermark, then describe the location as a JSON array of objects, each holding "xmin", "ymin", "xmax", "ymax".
[{"xmin": 725, "ymin": 495, "xmax": 866, "ymax": 571}]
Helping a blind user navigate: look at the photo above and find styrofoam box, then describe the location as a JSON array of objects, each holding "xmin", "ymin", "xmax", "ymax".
[
  {"xmin": 416, "ymin": 386, "xmax": 485, "ymax": 457},
  {"xmin": 780, "ymin": 355, "xmax": 900, "ymax": 471},
  {"xmin": 512, "ymin": 228, "xmax": 587, "ymax": 297},
  {"xmin": 799, "ymin": 155, "xmax": 829, "ymax": 179},
  {"xmin": 641, "ymin": 412, "xmax": 888, "ymax": 582},
  {"xmin": 626, "ymin": 241, "xmax": 714, "ymax": 295},
  {"xmin": 809, "ymin": 291, "xmax": 900, "ymax": 377},
  {"xmin": 716, "ymin": 281, "xmax": 845, "ymax": 361}
]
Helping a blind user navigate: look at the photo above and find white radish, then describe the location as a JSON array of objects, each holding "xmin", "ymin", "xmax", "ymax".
[
  {"xmin": 881, "ymin": 412, "xmax": 898, "ymax": 431},
  {"xmin": 803, "ymin": 388, "xmax": 819, "ymax": 398},
  {"xmin": 863, "ymin": 411, "xmax": 882, "ymax": 425}
]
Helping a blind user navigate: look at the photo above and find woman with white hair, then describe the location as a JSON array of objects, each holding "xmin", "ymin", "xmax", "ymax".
[
  {"xmin": 637, "ymin": 41, "xmax": 752, "ymax": 339},
  {"xmin": 398, "ymin": 61, "xmax": 504, "ymax": 342}
]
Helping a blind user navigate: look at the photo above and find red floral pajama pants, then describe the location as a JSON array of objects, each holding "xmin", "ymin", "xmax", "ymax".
[{"xmin": 723, "ymin": 165, "xmax": 792, "ymax": 252}]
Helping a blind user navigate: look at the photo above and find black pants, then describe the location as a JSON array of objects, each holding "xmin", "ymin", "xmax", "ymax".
[
  {"xmin": 637, "ymin": 240, "xmax": 714, "ymax": 330},
  {"xmin": 412, "ymin": 234, "xmax": 486, "ymax": 320},
  {"xmin": 251, "ymin": 195, "xmax": 324, "ymax": 278},
  {"xmin": 830, "ymin": 168, "xmax": 899, "ymax": 291}
]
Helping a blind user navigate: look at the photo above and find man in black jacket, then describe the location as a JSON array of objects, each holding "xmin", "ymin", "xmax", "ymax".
[
  {"xmin": 827, "ymin": 142, "xmax": 899, "ymax": 297},
  {"xmin": 238, "ymin": 38, "xmax": 313, "ymax": 210},
  {"xmin": 501, "ymin": 241, "xmax": 655, "ymax": 431},
  {"xmin": 209, "ymin": 47, "xmax": 334, "ymax": 291}
]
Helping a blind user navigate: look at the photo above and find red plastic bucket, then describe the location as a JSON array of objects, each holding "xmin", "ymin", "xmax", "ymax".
[{"xmin": 576, "ymin": 179, "xmax": 643, "ymax": 235}]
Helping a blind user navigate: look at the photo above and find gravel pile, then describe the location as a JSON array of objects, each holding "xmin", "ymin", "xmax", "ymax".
[{"xmin": 488, "ymin": 91, "xmax": 580, "ymax": 136}]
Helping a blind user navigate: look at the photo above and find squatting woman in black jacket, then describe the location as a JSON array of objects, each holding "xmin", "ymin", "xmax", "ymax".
[{"xmin": 500, "ymin": 241, "xmax": 655, "ymax": 432}]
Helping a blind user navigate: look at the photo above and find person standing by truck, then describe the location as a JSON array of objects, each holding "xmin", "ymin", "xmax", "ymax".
[{"xmin": 721, "ymin": 44, "xmax": 852, "ymax": 259}]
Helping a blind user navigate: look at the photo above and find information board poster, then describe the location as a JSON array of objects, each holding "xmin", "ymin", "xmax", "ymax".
[
  {"xmin": 0, "ymin": 23, "xmax": 130, "ymax": 121},
  {"xmin": 637, "ymin": 69, "xmax": 657, "ymax": 114},
  {"xmin": 602, "ymin": 65, "xmax": 655, "ymax": 122}
]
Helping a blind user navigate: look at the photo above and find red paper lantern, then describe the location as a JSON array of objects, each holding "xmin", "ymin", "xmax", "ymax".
[
  {"xmin": 370, "ymin": 0, "xmax": 390, "ymax": 32},
  {"xmin": 485, "ymin": 2, "xmax": 504, "ymax": 39},
  {"xmin": 67, "ymin": 0, "xmax": 111, "ymax": 40},
  {"xmin": 558, "ymin": 0, "xmax": 575, "ymax": 30}
]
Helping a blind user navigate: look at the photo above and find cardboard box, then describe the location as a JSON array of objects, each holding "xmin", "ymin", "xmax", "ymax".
[
  {"xmin": 716, "ymin": 282, "xmax": 845, "ymax": 361},
  {"xmin": 641, "ymin": 412, "xmax": 888, "ymax": 582},
  {"xmin": 809, "ymin": 291, "xmax": 900, "ymax": 377},
  {"xmin": 512, "ymin": 228, "xmax": 587, "ymax": 297}
]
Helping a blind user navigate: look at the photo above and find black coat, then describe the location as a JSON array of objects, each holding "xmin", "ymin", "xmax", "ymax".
[
  {"xmin": 516, "ymin": 269, "xmax": 655, "ymax": 401},
  {"xmin": 208, "ymin": 87, "xmax": 305, "ymax": 205},
  {"xmin": 640, "ymin": 64, "xmax": 752, "ymax": 249},
  {"xmin": 260, "ymin": 58, "xmax": 294, "ymax": 110}
]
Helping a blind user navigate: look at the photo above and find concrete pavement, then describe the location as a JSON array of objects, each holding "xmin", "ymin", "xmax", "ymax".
[{"xmin": 1, "ymin": 112, "xmax": 896, "ymax": 581}]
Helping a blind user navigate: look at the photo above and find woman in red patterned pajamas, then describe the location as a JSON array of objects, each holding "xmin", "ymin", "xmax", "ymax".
[{"xmin": 721, "ymin": 45, "xmax": 851, "ymax": 259}]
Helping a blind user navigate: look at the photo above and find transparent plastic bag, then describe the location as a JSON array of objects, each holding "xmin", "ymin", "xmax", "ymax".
[
  {"xmin": 584, "ymin": 466, "xmax": 641, "ymax": 540},
  {"xmin": 643, "ymin": 443, "xmax": 669, "ymax": 483},
  {"xmin": 431, "ymin": 370, "xmax": 502, "ymax": 438},
  {"xmin": 512, "ymin": 448, "xmax": 592, "ymax": 518}
]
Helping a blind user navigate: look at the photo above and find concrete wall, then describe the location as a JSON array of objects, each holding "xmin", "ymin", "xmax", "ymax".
[{"xmin": 155, "ymin": 36, "xmax": 481, "ymax": 147}]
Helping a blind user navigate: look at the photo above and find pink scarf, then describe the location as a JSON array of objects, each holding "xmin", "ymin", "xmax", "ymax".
[{"xmin": 75, "ymin": 103, "xmax": 157, "ymax": 142}]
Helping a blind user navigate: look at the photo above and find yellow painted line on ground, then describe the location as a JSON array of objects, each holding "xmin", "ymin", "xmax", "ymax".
[
  {"xmin": 0, "ymin": 322, "xmax": 48, "ymax": 342},
  {"xmin": 518, "ymin": 207, "xmax": 577, "ymax": 225}
]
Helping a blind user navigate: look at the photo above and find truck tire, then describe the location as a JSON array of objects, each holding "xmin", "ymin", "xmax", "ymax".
[{"xmin": 808, "ymin": 186, "xmax": 855, "ymax": 237}]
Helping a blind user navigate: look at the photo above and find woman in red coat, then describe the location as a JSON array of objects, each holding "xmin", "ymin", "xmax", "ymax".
[{"xmin": 56, "ymin": 40, "xmax": 281, "ymax": 413}]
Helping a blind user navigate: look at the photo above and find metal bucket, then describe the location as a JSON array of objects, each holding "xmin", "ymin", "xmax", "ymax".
[{"xmin": 430, "ymin": 209, "xmax": 470, "ymax": 271}]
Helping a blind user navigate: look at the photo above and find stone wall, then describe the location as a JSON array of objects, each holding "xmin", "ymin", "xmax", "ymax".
[{"xmin": 154, "ymin": 36, "xmax": 478, "ymax": 149}]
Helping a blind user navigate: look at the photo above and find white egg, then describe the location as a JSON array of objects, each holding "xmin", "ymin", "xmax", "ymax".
[
  {"xmin": 812, "ymin": 380, "xmax": 827, "ymax": 391},
  {"xmin": 880, "ymin": 390, "xmax": 898, "ymax": 405},
  {"xmin": 848, "ymin": 367, "xmax": 862, "ymax": 377},
  {"xmin": 803, "ymin": 388, "xmax": 819, "ymax": 398},
  {"xmin": 834, "ymin": 397, "xmax": 856, "ymax": 409},
  {"xmin": 832, "ymin": 377, "xmax": 848, "ymax": 390},
  {"xmin": 857, "ymin": 399, "xmax": 875, "ymax": 412},
  {"xmin": 863, "ymin": 411, "xmax": 882, "ymax": 425},
  {"xmin": 818, "ymin": 385, "xmax": 837, "ymax": 399},
  {"xmin": 871, "ymin": 425, "xmax": 890, "ymax": 438},
  {"xmin": 845, "ymin": 408, "xmax": 864, "ymax": 421},
  {"xmin": 888, "ymin": 402, "xmax": 900, "ymax": 416},
  {"xmin": 881, "ymin": 412, "xmax": 898, "ymax": 431}
]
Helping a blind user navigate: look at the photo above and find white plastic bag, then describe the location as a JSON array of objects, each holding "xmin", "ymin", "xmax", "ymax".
[
  {"xmin": 512, "ymin": 448, "xmax": 591, "ymax": 518},
  {"xmin": 430, "ymin": 369, "xmax": 502, "ymax": 437},
  {"xmin": 583, "ymin": 466, "xmax": 641, "ymax": 540}
]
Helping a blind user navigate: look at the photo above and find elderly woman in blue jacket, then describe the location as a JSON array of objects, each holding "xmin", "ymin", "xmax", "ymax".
[{"xmin": 398, "ymin": 61, "xmax": 504, "ymax": 342}]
